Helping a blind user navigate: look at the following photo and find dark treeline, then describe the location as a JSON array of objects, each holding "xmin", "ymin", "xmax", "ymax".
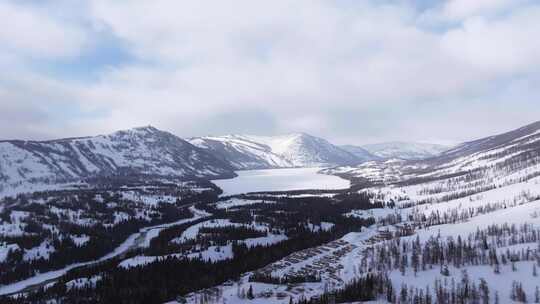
[
  {"xmin": 295, "ymin": 273, "xmax": 392, "ymax": 304},
  {"xmin": 1, "ymin": 218, "xmax": 150, "ymax": 285},
  {"xmin": 209, "ymin": 192, "xmax": 379, "ymax": 230},
  {"xmin": 13, "ymin": 227, "xmax": 357, "ymax": 303},
  {"xmin": 197, "ymin": 225, "xmax": 268, "ymax": 244},
  {"xmin": 0, "ymin": 182, "xmax": 217, "ymax": 285},
  {"xmin": 5, "ymin": 192, "xmax": 375, "ymax": 304}
]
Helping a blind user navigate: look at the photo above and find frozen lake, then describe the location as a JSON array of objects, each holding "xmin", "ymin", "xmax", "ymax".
[{"xmin": 212, "ymin": 167, "xmax": 350, "ymax": 195}]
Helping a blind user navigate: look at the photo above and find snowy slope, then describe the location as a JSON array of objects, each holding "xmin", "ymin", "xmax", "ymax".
[
  {"xmin": 187, "ymin": 135, "xmax": 291, "ymax": 169},
  {"xmin": 362, "ymin": 142, "xmax": 450, "ymax": 160},
  {"xmin": 189, "ymin": 133, "xmax": 360, "ymax": 169},
  {"xmin": 177, "ymin": 167, "xmax": 540, "ymax": 304},
  {"xmin": 339, "ymin": 145, "xmax": 381, "ymax": 162},
  {"xmin": 442, "ymin": 121, "xmax": 540, "ymax": 158},
  {"xmin": 326, "ymin": 121, "xmax": 540, "ymax": 187},
  {"xmin": 169, "ymin": 122, "xmax": 540, "ymax": 304},
  {"xmin": 0, "ymin": 126, "xmax": 235, "ymax": 193}
]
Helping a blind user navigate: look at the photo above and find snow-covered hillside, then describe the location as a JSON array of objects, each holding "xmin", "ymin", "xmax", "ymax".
[
  {"xmin": 5, "ymin": 121, "xmax": 540, "ymax": 304},
  {"xmin": 170, "ymin": 121, "xmax": 540, "ymax": 304},
  {"xmin": 0, "ymin": 126, "xmax": 235, "ymax": 194},
  {"xmin": 340, "ymin": 145, "xmax": 381, "ymax": 162},
  {"xmin": 187, "ymin": 135, "xmax": 291, "ymax": 169},
  {"xmin": 189, "ymin": 133, "xmax": 360, "ymax": 169},
  {"xmin": 362, "ymin": 142, "xmax": 450, "ymax": 160},
  {"xmin": 326, "ymin": 121, "xmax": 540, "ymax": 187}
]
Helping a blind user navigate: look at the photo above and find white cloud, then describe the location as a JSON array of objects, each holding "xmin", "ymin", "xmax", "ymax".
[
  {"xmin": 0, "ymin": 0, "xmax": 539, "ymax": 144},
  {"xmin": 441, "ymin": 6, "xmax": 540, "ymax": 73},
  {"xmin": 440, "ymin": 0, "xmax": 519, "ymax": 20},
  {"xmin": 0, "ymin": 1, "xmax": 88, "ymax": 58}
]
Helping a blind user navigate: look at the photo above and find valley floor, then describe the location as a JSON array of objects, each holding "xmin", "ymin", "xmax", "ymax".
[
  {"xmin": 0, "ymin": 206, "xmax": 210, "ymax": 296},
  {"xmin": 170, "ymin": 179, "xmax": 540, "ymax": 304},
  {"xmin": 3, "ymin": 165, "xmax": 540, "ymax": 304}
]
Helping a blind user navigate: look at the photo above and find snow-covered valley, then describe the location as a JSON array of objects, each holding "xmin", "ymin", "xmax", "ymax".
[
  {"xmin": 164, "ymin": 122, "xmax": 540, "ymax": 304},
  {"xmin": 5, "ymin": 0, "xmax": 540, "ymax": 302},
  {"xmin": 2, "ymin": 121, "xmax": 540, "ymax": 304}
]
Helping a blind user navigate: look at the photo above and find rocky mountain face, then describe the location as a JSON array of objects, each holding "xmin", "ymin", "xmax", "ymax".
[
  {"xmin": 189, "ymin": 133, "xmax": 361, "ymax": 170},
  {"xmin": 0, "ymin": 126, "xmax": 235, "ymax": 192}
]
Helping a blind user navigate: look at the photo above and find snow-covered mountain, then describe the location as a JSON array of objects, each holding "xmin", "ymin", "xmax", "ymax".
[
  {"xmin": 300, "ymin": 121, "xmax": 540, "ymax": 304},
  {"xmin": 189, "ymin": 133, "xmax": 360, "ymax": 170},
  {"xmin": 420, "ymin": 120, "xmax": 540, "ymax": 179},
  {"xmin": 0, "ymin": 126, "xmax": 235, "ymax": 193},
  {"xmin": 439, "ymin": 120, "xmax": 540, "ymax": 161},
  {"xmin": 5, "ymin": 121, "xmax": 540, "ymax": 304},
  {"xmin": 187, "ymin": 135, "xmax": 290, "ymax": 170},
  {"xmin": 170, "ymin": 117, "xmax": 540, "ymax": 304},
  {"xmin": 339, "ymin": 145, "xmax": 381, "ymax": 162},
  {"xmin": 362, "ymin": 141, "xmax": 450, "ymax": 160},
  {"xmin": 325, "ymin": 120, "xmax": 540, "ymax": 187}
]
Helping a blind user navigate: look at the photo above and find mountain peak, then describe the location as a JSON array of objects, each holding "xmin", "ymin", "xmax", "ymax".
[
  {"xmin": 132, "ymin": 125, "xmax": 159, "ymax": 132},
  {"xmin": 106, "ymin": 126, "xmax": 167, "ymax": 140},
  {"xmin": 287, "ymin": 132, "xmax": 311, "ymax": 138},
  {"xmin": 0, "ymin": 127, "xmax": 235, "ymax": 192},
  {"xmin": 189, "ymin": 133, "xmax": 360, "ymax": 169},
  {"xmin": 120, "ymin": 125, "xmax": 161, "ymax": 135}
]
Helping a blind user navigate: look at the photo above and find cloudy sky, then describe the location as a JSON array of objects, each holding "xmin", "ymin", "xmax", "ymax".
[{"xmin": 1, "ymin": 0, "xmax": 539, "ymax": 145}]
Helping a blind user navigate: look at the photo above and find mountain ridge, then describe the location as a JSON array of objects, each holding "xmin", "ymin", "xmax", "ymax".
[
  {"xmin": 189, "ymin": 133, "xmax": 361, "ymax": 170},
  {"xmin": 339, "ymin": 145, "xmax": 381, "ymax": 162},
  {"xmin": 324, "ymin": 120, "xmax": 540, "ymax": 186},
  {"xmin": 0, "ymin": 126, "xmax": 236, "ymax": 194},
  {"xmin": 361, "ymin": 141, "xmax": 451, "ymax": 160}
]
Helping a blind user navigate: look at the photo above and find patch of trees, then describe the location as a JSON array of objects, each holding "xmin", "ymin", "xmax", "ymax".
[
  {"xmin": 0, "ymin": 185, "xmax": 196, "ymax": 285},
  {"xmin": 296, "ymin": 273, "xmax": 392, "ymax": 304},
  {"xmin": 198, "ymin": 225, "xmax": 267, "ymax": 243},
  {"xmin": 147, "ymin": 217, "xmax": 216, "ymax": 255},
  {"xmin": 9, "ymin": 228, "xmax": 358, "ymax": 304}
]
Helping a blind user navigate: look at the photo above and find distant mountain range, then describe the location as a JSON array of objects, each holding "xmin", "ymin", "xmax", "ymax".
[
  {"xmin": 360, "ymin": 142, "xmax": 451, "ymax": 160},
  {"xmin": 338, "ymin": 145, "xmax": 381, "ymax": 162},
  {"xmin": 189, "ymin": 136, "xmax": 452, "ymax": 171},
  {"xmin": 7, "ymin": 121, "xmax": 538, "ymax": 195},
  {"xmin": 188, "ymin": 133, "xmax": 360, "ymax": 170},
  {"xmin": 324, "ymin": 120, "xmax": 540, "ymax": 186},
  {"xmin": 3, "ymin": 121, "xmax": 540, "ymax": 302}
]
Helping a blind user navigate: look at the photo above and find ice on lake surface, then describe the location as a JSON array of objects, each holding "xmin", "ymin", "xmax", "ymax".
[{"xmin": 212, "ymin": 167, "xmax": 350, "ymax": 195}]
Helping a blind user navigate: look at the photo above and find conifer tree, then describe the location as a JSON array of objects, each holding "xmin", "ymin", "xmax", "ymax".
[
  {"xmin": 479, "ymin": 278, "xmax": 489, "ymax": 304},
  {"xmin": 247, "ymin": 285, "xmax": 254, "ymax": 300}
]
